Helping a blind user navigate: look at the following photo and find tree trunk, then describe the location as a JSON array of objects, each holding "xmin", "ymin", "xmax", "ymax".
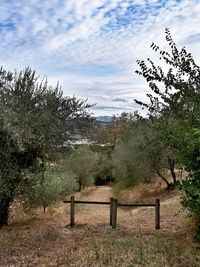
[
  {"xmin": 167, "ymin": 156, "xmax": 177, "ymax": 184},
  {"xmin": 43, "ymin": 205, "xmax": 47, "ymax": 213},
  {"xmin": 195, "ymin": 216, "xmax": 200, "ymax": 242},
  {"xmin": 78, "ymin": 181, "xmax": 82, "ymax": 192},
  {"xmin": 0, "ymin": 195, "xmax": 13, "ymax": 228},
  {"xmin": 156, "ymin": 169, "xmax": 172, "ymax": 190},
  {"xmin": 0, "ymin": 175, "xmax": 19, "ymax": 228}
]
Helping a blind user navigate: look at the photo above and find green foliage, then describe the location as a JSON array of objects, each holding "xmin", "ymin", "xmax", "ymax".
[
  {"xmin": 67, "ymin": 146, "xmax": 98, "ymax": 191},
  {"xmin": 112, "ymin": 120, "xmax": 157, "ymax": 187},
  {"xmin": 22, "ymin": 168, "xmax": 77, "ymax": 211},
  {"xmin": 95, "ymin": 152, "xmax": 113, "ymax": 184},
  {"xmin": 135, "ymin": 28, "xmax": 200, "ymax": 239},
  {"xmin": 177, "ymin": 129, "xmax": 200, "ymax": 240},
  {"xmin": 112, "ymin": 115, "xmax": 181, "ymax": 189},
  {"xmin": 0, "ymin": 66, "xmax": 92, "ymax": 226},
  {"xmin": 88, "ymin": 143, "xmax": 114, "ymax": 185},
  {"xmin": 135, "ymin": 28, "xmax": 200, "ymax": 125},
  {"xmin": 93, "ymin": 112, "xmax": 139, "ymax": 145}
]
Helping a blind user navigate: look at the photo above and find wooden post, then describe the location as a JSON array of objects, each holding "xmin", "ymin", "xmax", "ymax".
[
  {"xmin": 155, "ymin": 199, "xmax": 160, "ymax": 229},
  {"xmin": 112, "ymin": 198, "xmax": 118, "ymax": 229},
  {"xmin": 70, "ymin": 196, "xmax": 75, "ymax": 227},
  {"xmin": 110, "ymin": 197, "xmax": 114, "ymax": 226}
]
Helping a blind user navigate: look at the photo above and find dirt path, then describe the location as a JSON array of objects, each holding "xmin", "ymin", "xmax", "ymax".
[
  {"xmin": 78, "ymin": 185, "xmax": 113, "ymax": 201},
  {"xmin": 66, "ymin": 186, "xmax": 113, "ymax": 226},
  {"xmin": 62, "ymin": 186, "xmax": 186, "ymax": 234}
]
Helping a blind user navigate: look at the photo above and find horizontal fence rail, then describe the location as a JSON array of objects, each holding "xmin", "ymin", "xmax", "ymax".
[
  {"xmin": 63, "ymin": 200, "xmax": 111, "ymax": 205},
  {"xmin": 63, "ymin": 196, "xmax": 160, "ymax": 230},
  {"xmin": 117, "ymin": 203, "xmax": 156, "ymax": 207}
]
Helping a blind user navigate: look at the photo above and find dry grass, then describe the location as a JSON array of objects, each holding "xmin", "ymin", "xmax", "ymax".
[
  {"xmin": 0, "ymin": 222, "xmax": 199, "ymax": 267},
  {"xmin": 114, "ymin": 174, "xmax": 185, "ymax": 204},
  {"xmin": 0, "ymin": 184, "xmax": 200, "ymax": 266}
]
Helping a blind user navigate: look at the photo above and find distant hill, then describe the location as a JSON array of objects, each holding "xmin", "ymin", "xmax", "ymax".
[{"xmin": 95, "ymin": 116, "xmax": 112, "ymax": 127}]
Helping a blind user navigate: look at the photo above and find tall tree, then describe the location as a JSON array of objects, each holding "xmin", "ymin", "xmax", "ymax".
[
  {"xmin": 0, "ymin": 66, "xmax": 92, "ymax": 227},
  {"xmin": 135, "ymin": 28, "xmax": 200, "ymax": 187},
  {"xmin": 135, "ymin": 28, "xmax": 200, "ymax": 238}
]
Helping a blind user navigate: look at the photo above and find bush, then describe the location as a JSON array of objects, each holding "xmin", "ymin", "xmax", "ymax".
[
  {"xmin": 178, "ymin": 129, "xmax": 200, "ymax": 241},
  {"xmin": 21, "ymin": 168, "xmax": 77, "ymax": 211}
]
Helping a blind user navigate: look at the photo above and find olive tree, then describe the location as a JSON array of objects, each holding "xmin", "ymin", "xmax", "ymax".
[
  {"xmin": 22, "ymin": 168, "xmax": 77, "ymax": 212},
  {"xmin": 112, "ymin": 119, "xmax": 172, "ymax": 188},
  {"xmin": 0, "ymin": 66, "xmax": 92, "ymax": 227},
  {"xmin": 67, "ymin": 146, "xmax": 98, "ymax": 191}
]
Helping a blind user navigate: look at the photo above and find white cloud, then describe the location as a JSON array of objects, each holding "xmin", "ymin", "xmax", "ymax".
[{"xmin": 0, "ymin": 0, "xmax": 200, "ymax": 115}]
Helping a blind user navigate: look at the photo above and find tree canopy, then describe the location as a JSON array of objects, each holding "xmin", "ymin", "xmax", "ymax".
[
  {"xmin": 135, "ymin": 28, "xmax": 200, "ymax": 239},
  {"xmin": 0, "ymin": 66, "xmax": 93, "ymax": 227}
]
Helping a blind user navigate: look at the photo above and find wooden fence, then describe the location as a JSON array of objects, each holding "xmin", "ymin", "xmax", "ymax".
[{"xmin": 63, "ymin": 196, "xmax": 160, "ymax": 230}]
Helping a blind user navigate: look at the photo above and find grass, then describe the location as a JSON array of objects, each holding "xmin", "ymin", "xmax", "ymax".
[
  {"xmin": 113, "ymin": 175, "xmax": 185, "ymax": 205},
  {"xmin": 54, "ymin": 229, "xmax": 200, "ymax": 267},
  {"xmin": 1, "ymin": 218, "xmax": 200, "ymax": 266},
  {"xmin": 65, "ymin": 223, "xmax": 87, "ymax": 229},
  {"xmin": 1, "ymin": 184, "xmax": 199, "ymax": 266}
]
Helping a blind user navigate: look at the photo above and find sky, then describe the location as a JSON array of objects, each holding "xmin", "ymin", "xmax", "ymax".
[{"xmin": 0, "ymin": 0, "xmax": 200, "ymax": 116}]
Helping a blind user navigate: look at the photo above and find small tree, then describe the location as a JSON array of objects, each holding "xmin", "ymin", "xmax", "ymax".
[
  {"xmin": 22, "ymin": 168, "xmax": 77, "ymax": 212},
  {"xmin": 67, "ymin": 146, "xmax": 98, "ymax": 191},
  {"xmin": 112, "ymin": 119, "xmax": 171, "ymax": 187}
]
